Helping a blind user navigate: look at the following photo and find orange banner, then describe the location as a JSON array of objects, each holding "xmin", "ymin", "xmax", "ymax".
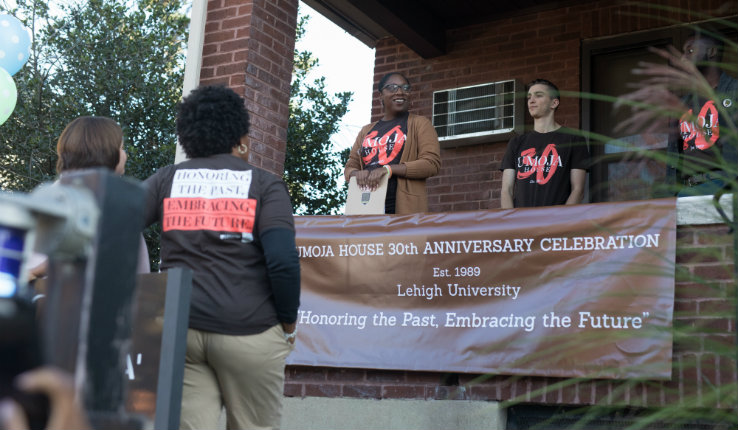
[{"xmin": 288, "ymin": 199, "xmax": 677, "ymax": 379}]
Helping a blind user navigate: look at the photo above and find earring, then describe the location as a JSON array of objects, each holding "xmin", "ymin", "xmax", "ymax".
[{"xmin": 238, "ymin": 143, "xmax": 248, "ymax": 155}]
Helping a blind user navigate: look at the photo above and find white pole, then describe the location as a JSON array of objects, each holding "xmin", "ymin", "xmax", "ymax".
[{"xmin": 175, "ymin": 0, "xmax": 208, "ymax": 164}]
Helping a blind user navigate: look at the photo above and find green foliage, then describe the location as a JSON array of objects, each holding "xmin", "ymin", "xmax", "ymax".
[
  {"xmin": 285, "ymin": 15, "xmax": 352, "ymax": 215},
  {"xmin": 0, "ymin": 0, "xmax": 188, "ymax": 269},
  {"xmin": 0, "ymin": 0, "xmax": 188, "ymax": 189}
]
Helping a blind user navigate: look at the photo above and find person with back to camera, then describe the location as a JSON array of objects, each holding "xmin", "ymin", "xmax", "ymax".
[
  {"xmin": 344, "ymin": 72, "xmax": 441, "ymax": 214},
  {"xmin": 28, "ymin": 116, "xmax": 150, "ymax": 281},
  {"xmin": 143, "ymin": 85, "xmax": 300, "ymax": 430},
  {"xmin": 500, "ymin": 79, "xmax": 589, "ymax": 208}
]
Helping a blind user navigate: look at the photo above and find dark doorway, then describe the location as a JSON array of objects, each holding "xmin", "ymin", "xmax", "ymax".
[{"xmin": 582, "ymin": 31, "xmax": 675, "ymax": 203}]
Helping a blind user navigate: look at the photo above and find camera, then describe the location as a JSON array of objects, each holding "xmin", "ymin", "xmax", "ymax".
[
  {"xmin": 0, "ymin": 176, "xmax": 101, "ymax": 429},
  {"xmin": 0, "ymin": 202, "xmax": 53, "ymax": 430},
  {"xmin": 1, "ymin": 170, "xmax": 157, "ymax": 429}
]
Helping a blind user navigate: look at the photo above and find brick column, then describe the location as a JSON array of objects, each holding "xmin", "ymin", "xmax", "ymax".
[{"xmin": 200, "ymin": 0, "xmax": 298, "ymax": 175}]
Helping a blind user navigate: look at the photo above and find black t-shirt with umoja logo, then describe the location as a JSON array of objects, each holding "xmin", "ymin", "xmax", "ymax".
[
  {"xmin": 677, "ymin": 72, "xmax": 738, "ymax": 172},
  {"xmin": 501, "ymin": 129, "xmax": 589, "ymax": 208},
  {"xmin": 361, "ymin": 111, "xmax": 407, "ymax": 213}
]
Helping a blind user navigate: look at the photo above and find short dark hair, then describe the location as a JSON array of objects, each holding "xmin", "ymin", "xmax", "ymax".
[
  {"xmin": 176, "ymin": 85, "xmax": 251, "ymax": 159},
  {"xmin": 689, "ymin": 27, "xmax": 726, "ymax": 61},
  {"xmin": 378, "ymin": 72, "xmax": 410, "ymax": 92},
  {"xmin": 56, "ymin": 116, "xmax": 122, "ymax": 174},
  {"xmin": 526, "ymin": 78, "xmax": 560, "ymax": 101}
]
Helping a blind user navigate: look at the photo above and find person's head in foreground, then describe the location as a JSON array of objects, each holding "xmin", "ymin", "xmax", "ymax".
[
  {"xmin": 56, "ymin": 116, "xmax": 126, "ymax": 174},
  {"xmin": 176, "ymin": 85, "xmax": 251, "ymax": 159}
]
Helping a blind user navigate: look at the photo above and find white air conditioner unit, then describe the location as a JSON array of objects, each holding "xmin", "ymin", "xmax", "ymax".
[{"xmin": 432, "ymin": 79, "xmax": 523, "ymax": 147}]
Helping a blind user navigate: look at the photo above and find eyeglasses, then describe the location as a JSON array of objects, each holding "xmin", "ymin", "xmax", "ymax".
[{"xmin": 382, "ymin": 84, "xmax": 411, "ymax": 93}]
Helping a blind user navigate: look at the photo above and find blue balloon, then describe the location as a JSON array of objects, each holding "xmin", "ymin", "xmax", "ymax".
[{"xmin": 0, "ymin": 14, "xmax": 31, "ymax": 76}]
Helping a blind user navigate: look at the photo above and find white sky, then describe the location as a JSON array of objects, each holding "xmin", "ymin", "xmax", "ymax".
[{"xmin": 296, "ymin": 2, "xmax": 375, "ymax": 152}]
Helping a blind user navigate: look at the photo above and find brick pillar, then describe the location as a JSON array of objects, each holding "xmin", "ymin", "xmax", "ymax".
[{"xmin": 200, "ymin": 0, "xmax": 298, "ymax": 175}]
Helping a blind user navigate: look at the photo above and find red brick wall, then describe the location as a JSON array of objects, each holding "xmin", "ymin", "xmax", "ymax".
[
  {"xmin": 281, "ymin": 0, "xmax": 737, "ymax": 409},
  {"xmin": 199, "ymin": 0, "xmax": 736, "ymax": 411},
  {"xmin": 200, "ymin": 0, "xmax": 298, "ymax": 175},
  {"xmin": 674, "ymin": 224, "xmax": 736, "ymax": 408},
  {"xmin": 285, "ymin": 223, "xmax": 736, "ymax": 408},
  {"xmin": 370, "ymin": 0, "xmax": 737, "ymax": 212}
]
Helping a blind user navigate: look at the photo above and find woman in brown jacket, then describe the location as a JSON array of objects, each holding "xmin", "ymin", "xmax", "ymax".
[{"xmin": 344, "ymin": 72, "xmax": 441, "ymax": 214}]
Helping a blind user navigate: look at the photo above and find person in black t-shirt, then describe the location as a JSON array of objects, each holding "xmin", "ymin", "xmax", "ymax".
[
  {"xmin": 144, "ymin": 86, "xmax": 299, "ymax": 430},
  {"xmin": 500, "ymin": 79, "xmax": 589, "ymax": 208},
  {"xmin": 667, "ymin": 31, "xmax": 738, "ymax": 196},
  {"xmin": 616, "ymin": 27, "xmax": 738, "ymax": 198}
]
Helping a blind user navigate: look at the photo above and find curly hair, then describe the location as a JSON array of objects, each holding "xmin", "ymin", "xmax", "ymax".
[
  {"xmin": 56, "ymin": 116, "xmax": 122, "ymax": 174},
  {"xmin": 176, "ymin": 85, "xmax": 251, "ymax": 158}
]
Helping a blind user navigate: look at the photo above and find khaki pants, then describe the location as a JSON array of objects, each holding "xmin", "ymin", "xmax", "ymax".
[{"xmin": 179, "ymin": 325, "xmax": 294, "ymax": 430}]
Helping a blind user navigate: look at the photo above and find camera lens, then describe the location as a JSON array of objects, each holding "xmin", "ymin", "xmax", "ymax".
[{"xmin": 0, "ymin": 225, "xmax": 25, "ymax": 297}]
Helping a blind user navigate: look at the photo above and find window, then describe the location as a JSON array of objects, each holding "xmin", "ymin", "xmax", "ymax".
[{"xmin": 432, "ymin": 80, "xmax": 523, "ymax": 148}]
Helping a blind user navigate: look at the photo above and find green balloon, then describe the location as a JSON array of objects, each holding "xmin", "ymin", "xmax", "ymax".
[{"xmin": 0, "ymin": 66, "xmax": 17, "ymax": 125}]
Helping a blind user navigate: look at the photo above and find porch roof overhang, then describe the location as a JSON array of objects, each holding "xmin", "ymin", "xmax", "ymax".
[{"xmin": 302, "ymin": 0, "xmax": 580, "ymax": 58}]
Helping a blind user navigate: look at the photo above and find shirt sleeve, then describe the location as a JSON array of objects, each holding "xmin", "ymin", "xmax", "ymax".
[
  {"xmin": 344, "ymin": 124, "xmax": 373, "ymax": 181},
  {"xmin": 255, "ymin": 176, "xmax": 295, "ymax": 233},
  {"xmin": 260, "ymin": 227, "xmax": 300, "ymax": 323},
  {"xmin": 403, "ymin": 115, "xmax": 441, "ymax": 179},
  {"xmin": 256, "ymin": 175, "xmax": 300, "ymax": 323},
  {"xmin": 571, "ymin": 137, "xmax": 590, "ymax": 171},
  {"xmin": 664, "ymin": 118, "xmax": 682, "ymax": 196},
  {"xmin": 143, "ymin": 171, "xmax": 163, "ymax": 227},
  {"xmin": 720, "ymin": 81, "xmax": 738, "ymax": 166},
  {"xmin": 500, "ymin": 135, "xmax": 519, "ymax": 171}
]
